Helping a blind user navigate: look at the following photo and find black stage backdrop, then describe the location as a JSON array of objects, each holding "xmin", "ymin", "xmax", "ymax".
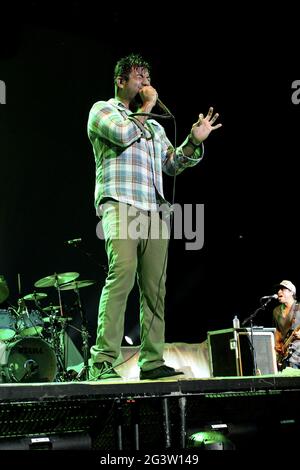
[{"xmin": 1, "ymin": 3, "xmax": 299, "ymax": 352}]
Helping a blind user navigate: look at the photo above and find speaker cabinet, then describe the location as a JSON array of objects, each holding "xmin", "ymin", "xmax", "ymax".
[{"xmin": 207, "ymin": 328, "xmax": 277, "ymax": 377}]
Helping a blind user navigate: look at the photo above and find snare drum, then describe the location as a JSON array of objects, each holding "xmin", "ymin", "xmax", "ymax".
[
  {"xmin": 17, "ymin": 310, "xmax": 44, "ymax": 336},
  {"xmin": 0, "ymin": 309, "xmax": 17, "ymax": 340},
  {"xmin": 3, "ymin": 336, "xmax": 57, "ymax": 383}
]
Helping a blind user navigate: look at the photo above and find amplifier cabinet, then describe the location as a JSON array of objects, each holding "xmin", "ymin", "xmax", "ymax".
[{"xmin": 207, "ymin": 327, "xmax": 277, "ymax": 376}]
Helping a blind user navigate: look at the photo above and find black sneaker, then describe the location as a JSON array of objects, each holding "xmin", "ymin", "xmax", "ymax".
[
  {"xmin": 140, "ymin": 365, "xmax": 184, "ymax": 380},
  {"xmin": 90, "ymin": 361, "xmax": 121, "ymax": 380}
]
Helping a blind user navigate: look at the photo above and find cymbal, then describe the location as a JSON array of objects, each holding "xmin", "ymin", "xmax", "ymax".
[
  {"xmin": 34, "ymin": 272, "xmax": 80, "ymax": 288},
  {"xmin": 43, "ymin": 316, "xmax": 72, "ymax": 323},
  {"xmin": 59, "ymin": 279, "xmax": 96, "ymax": 291},
  {"xmin": 42, "ymin": 305, "xmax": 60, "ymax": 312},
  {"xmin": 23, "ymin": 292, "xmax": 48, "ymax": 301}
]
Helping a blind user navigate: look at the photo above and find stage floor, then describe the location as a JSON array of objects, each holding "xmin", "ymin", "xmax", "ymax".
[
  {"xmin": 1, "ymin": 372, "xmax": 300, "ymax": 451},
  {"xmin": 1, "ymin": 371, "xmax": 300, "ymax": 400}
]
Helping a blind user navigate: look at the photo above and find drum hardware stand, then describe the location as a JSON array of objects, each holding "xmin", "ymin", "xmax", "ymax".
[
  {"xmin": 17, "ymin": 297, "xmax": 27, "ymax": 315},
  {"xmin": 53, "ymin": 273, "xmax": 64, "ymax": 319},
  {"xmin": 16, "ymin": 273, "xmax": 26, "ymax": 317},
  {"xmin": 52, "ymin": 274, "xmax": 68, "ymax": 381},
  {"xmin": 45, "ymin": 309, "xmax": 68, "ymax": 381},
  {"xmin": 72, "ymin": 285, "xmax": 90, "ymax": 381},
  {"xmin": 75, "ymin": 326, "xmax": 90, "ymax": 381},
  {"xmin": 16, "ymin": 297, "xmax": 29, "ymax": 329}
]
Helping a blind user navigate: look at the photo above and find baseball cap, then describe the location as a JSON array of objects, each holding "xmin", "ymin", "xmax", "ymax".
[{"xmin": 276, "ymin": 280, "xmax": 296, "ymax": 295}]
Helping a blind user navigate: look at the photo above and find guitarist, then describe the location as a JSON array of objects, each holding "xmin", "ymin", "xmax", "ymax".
[{"xmin": 273, "ymin": 280, "xmax": 300, "ymax": 370}]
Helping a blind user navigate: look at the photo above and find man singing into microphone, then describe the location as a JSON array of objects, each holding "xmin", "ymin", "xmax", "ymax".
[
  {"xmin": 273, "ymin": 280, "xmax": 300, "ymax": 370},
  {"xmin": 87, "ymin": 53, "xmax": 222, "ymax": 380}
]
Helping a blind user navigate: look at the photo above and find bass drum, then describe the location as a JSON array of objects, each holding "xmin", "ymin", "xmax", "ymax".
[{"xmin": 5, "ymin": 337, "xmax": 57, "ymax": 383}]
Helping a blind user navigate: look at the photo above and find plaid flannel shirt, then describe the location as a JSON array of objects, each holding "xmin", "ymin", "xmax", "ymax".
[{"xmin": 87, "ymin": 98, "xmax": 203, "ymax": 212}]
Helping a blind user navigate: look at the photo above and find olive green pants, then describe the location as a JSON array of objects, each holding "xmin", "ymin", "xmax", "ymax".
[{"xmin": 90, "ymin": 201, "xmax": 169, "ymax": 371}]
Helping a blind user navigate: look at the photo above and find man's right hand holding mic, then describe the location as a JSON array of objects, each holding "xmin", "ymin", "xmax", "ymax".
[{"xmin": 135, "ymin": 85, "xmax": 158, "ymax": 124}]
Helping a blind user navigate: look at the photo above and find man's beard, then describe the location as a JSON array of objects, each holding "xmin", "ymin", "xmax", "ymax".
[{"xmin": 129, "ymin": 95, "xmax": 142, "ymax": 113}]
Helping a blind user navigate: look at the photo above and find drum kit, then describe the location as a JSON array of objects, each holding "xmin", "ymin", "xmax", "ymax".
[{"xmin": 0, "ymin": 272, "xmax": 96, "ymax": 384}]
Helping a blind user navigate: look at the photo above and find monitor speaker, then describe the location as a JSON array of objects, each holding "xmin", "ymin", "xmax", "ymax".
[{"xmin": 207, "ymin": 328, "xmax": 277, "ymax": 376}]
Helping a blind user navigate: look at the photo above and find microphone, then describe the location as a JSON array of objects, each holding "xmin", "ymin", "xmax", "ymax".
[
  {"xmin": 260, "ymin": 294, "xmax": 278, "ymax": 301},
  {"xmin": 157, "ymin": 98, "xmax": 174, "ymax": 117},
  {"xmin": 65, "ymin": 238, "xmax": 82, "ymax": 246}
]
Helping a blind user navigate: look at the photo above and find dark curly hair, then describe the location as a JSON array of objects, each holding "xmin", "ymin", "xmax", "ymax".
[{"xmin": 114, "ymin": 53, "xmax": 151, "ymax": 84}]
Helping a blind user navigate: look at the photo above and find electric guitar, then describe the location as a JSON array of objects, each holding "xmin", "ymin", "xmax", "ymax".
[{"xmin": 277, "ymin": 324, "xmax": 300, "ymax": 370}]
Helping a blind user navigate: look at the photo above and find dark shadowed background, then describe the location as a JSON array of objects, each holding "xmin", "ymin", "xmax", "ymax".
[{"xmin": 1, "ymin": 2, "xmax": 299, "ymax": 354}]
